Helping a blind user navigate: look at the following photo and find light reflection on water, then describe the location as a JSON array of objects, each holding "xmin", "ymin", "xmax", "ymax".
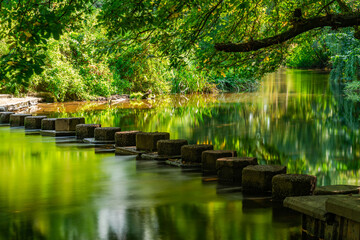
[{"xmin": 1, "ymin": 69, "xmax": 359, "ymax": 239}]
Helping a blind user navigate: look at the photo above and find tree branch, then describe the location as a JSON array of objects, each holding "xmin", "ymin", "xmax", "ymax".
[{"xmin": 215, "ymin": 13, "xmax": 360, "ymax": 53}]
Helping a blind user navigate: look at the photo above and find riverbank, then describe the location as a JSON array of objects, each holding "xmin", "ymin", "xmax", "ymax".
[
  {"xmin": 0, "ymin": 94, "xmax": 130, "ymax": 113},
  {"xmin": 0, "ymin": 94, "xmax": 42, "ymax": 112}
]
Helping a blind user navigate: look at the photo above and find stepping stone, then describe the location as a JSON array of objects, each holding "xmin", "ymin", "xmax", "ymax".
[
  {"xmin": 55, "ymin": 118, "xmax": 85, "ymax": 131},
  {"xmin": 41, "ymin": 118, "xmax": 56, "ymax": 130},
  {"xmin": 24, "ymin": 116, "xmax": 47, "ymax": 129},
  {"xmin": 242, "ymin": 165, "xmax": 287, "ymax": 194},
  {"xmin": 0, "ymin": 106, "xmax": 6, "ymax": 112},
  {"xmin": 202, "ymin": 150, "xmax": 237, "ymax": 175},
  {"xmin": 76, "ymin": 124, "xmax": 101, "ymax": 139},
  {"xmin": 0, "ymin": 112, "xmax": 14, "ymax": 124},
  {"xmin": 115, "ymin": 131, "xmax": 141, "ymax": 147},
  {"xmin": 326, "ymin": 194, "xmax": 360, "ymax": 223},
  {"xmin": 157, "ymin": 139, "xmax": 188, "ymax": 156},
  {"xmin": 216, "ymin": 157, "xmax": 258, "ymax": 185},
  {"xmin": 181, "ymin": 144, "xmax": 214, "ymax": 163},
  {"xmin": 95, "ymin": 127, "xmax": 121, "ymax": 141},
  {"xmin": 272, "ymin": 174, "xmax": 317, "ymax": 200},
  {"xmin": 284, "ymin": 195, "xmax": 329, "ymax": 221},
  {"xmin": 136, "ymin": 132, "xmax": 170, "ymax": 152},
  {"xmin": 314, "ymin": 185, "xmax": 360, "ymax": 195},
  {"xmin": 10, "ymin": 114, "xmax": 32, "ymax": 127}
]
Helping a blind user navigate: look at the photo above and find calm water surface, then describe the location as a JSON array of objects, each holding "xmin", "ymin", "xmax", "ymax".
[{"xmin": 1, "ymin": 69, "xmax": 359, "ymax": 239}]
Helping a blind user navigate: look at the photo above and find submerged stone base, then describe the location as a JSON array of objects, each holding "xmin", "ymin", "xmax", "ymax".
[
  {"xmin": 24, "ymin": 116, "xmax": 47, "ymax": 129},
  {"xmin": 25, "ymin": 129, "xmax": 42, "ymax": 135},
  {"xmin": 242, "ymin": 165, "xmax": 287, "ymax": 194},
  {"xmin": 165, "ymin": 159, "xmax": 202, "ymax": 169},
  {"xmin": 216, "ymin": 157, "xmax": 258, "ymax": 185},
  {"xmin": 83, "ymin": 138, "xmax": 116, "ymax": 145},
  {"xmin": 115, "ymin": 146, "xmax": 145, "ymax": 156},
  {"xmin": 95, "ymin": 145, "xmax": 116, "ymax": 154},
  {"xmin": 140, "ymin": 153, "xmax": 177, "ymax": 161},
  {"xmin": 40, "ymin": 130, "xmax": 76, "ymax": 137},
  {"xmin": 181, "ymin": 144, "xmax": 214, "ymax": 163},
  {"xmin": 10, "ymin": 114, "xmax": 32, "ymax": 127}
]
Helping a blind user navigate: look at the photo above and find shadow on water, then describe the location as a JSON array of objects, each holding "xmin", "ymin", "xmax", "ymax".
[{"xmin": 0, "ymin": 69, "xmax": 359, "ymax": 239}]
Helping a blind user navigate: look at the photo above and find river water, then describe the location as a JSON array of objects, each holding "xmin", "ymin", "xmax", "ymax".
[{"xmin": 0, "ymin": 69, "xmax": 359, "ymax": 239}]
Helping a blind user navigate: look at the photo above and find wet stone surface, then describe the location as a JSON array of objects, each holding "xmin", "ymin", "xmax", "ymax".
[
  {"xmin": 41, "ymin": 118, "xmax": 57, "ymax": 130},
  {"xmin": 55, "ymin": 118, "xmax": 85, "ymax": 131},
  {"xmin": 136, "ymin": 132, "xmax": 170, "ymax": 152},
  {"xmin": 10, "ymin": 114, "xmax": 32, "ymax": 127},
  {"xmin": 157, "ymin": 139, "xmax": 188, "ymax": 156},
  {"xmin": 242, "ymin": 165, "xmax": 287, "ymax": 194},
  {"xmin": 202, "ymin": 150, "xmax": 237, "ymax": 175},
  {"xmin": 94, "ymin": 127, "xmax": 122, "ymax": 141},
  {"xmin": 115, "ymin": 131, "xmax": 141, "ymax": 147},
  {"xmin": 216, "ymin": 157, "xmax": 258, "ymax": 185},
  {"xmin": 0, "ymin": 112, "xmax": 14, "ymax": 124},
  {"xmin": 314, "ymin": 185, "xmax": 360, "ymax": 195},
  {"xmin": 181, "ymin": 144, "xmax": 214, "ymax": 163},
  {"xmin": 24, "ymin": 116, "xmax": 47, "ymax": 129},
  {"xmin": 76, "ymin": 124, "xmax": 101, "ymax": 139},
  {"xmin": 272, "ymin": 174, "xmax": 317, "ymax": 200}
]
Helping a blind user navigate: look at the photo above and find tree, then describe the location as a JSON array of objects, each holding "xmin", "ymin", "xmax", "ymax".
[
  {"xmin": 0, "ymin": 0, "xmax": 95, "ymax": 92},
  {"xmin": 1, "ymin": 0, "xmax": 360, "ymax": 91},
  {"xmin": 98, "ymin": 0, "xmax": 360, "ymax": 69}
]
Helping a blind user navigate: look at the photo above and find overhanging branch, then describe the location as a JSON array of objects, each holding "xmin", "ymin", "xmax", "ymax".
[{"xmin": 215, "ymin": 13, "xmax": 360, "ymax": 52}]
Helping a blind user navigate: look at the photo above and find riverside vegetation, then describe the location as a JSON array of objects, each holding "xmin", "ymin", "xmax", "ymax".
[{"xmin": 0, "ymin": 0, "xmax": 359, "ymax": 101}]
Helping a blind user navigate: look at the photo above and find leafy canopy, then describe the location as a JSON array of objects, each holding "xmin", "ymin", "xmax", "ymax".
[{"xmin": 1, "ymin": 0, "xmax": 360, "ymax": 89}]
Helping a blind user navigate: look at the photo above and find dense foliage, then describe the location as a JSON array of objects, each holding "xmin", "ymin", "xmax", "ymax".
[{"xmin": 0, "ymin": 0, "xmax": 360, "ymax": 100}]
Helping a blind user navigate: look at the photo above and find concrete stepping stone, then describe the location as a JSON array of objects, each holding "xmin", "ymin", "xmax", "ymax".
[
  {"xmin": 202, "ymin": 150, "xmax": 237, "ymax": 175},
  {"xmin": 10, "ymin": 114, "xmax": 32, "ymax": 127},
  {"xmin": 181, "ymin": 144, "xmax": 214, "ymax": 163},
  {"xmin": 95, "ymin": 127, "xmax": 121, "ymax": 141},
  {"xmin": 41, "ymin": 118, "xmax": 56, "ymax": 130},
  {"xmin": 136, "ymin": 132, "xmax": 170, "ymax": 152},
  {"xmin": 55, "ymin": 117, "xmax": 85, "ymax": 131},
  {"xmin": 157, "ymin": 139, "xmax": 188, "ymax": 156},
  {"xmin": 24, "ymin": 116, "xmax": 47, "ymax": 129},
  {"xmin": 285, "ymin": 194, "xmax": 360, "ymax": 240},
  {"xmin": 115, "ymin": 131, "xmax": 141, "ymax": 147},
  {"xmin": 76, "ymin": 124, "xmax": 101, "ymax": 139},
  {"xmin": 242, "ymin": 165, "xmax": 287, "ymax": 194},
  {"xmin": 84, "ymin": 127, "xmax": 121, "ymax": 144},
  {"xmin": 272, "ymin": 174, "xmax": 317, "ymax": 200},
  {"xmin": 216, "ymin": 157, "xmax": 258, "ymax": 185},
  {"xmin": 314, "ymin": 185, "xmax": 360, "ymax": 195},
  {"xmin": 0, "ymin": 112, "xmax": 14, "ymax": 124},
  {"xmin": 326, "ymin": 194, "xmax": 360, "ymax": 223}
]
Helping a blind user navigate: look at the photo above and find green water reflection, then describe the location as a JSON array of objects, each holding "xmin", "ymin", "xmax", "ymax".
[{"xmin": 1, "ymin": 69, "xmax": 359, "ymax": 239}]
